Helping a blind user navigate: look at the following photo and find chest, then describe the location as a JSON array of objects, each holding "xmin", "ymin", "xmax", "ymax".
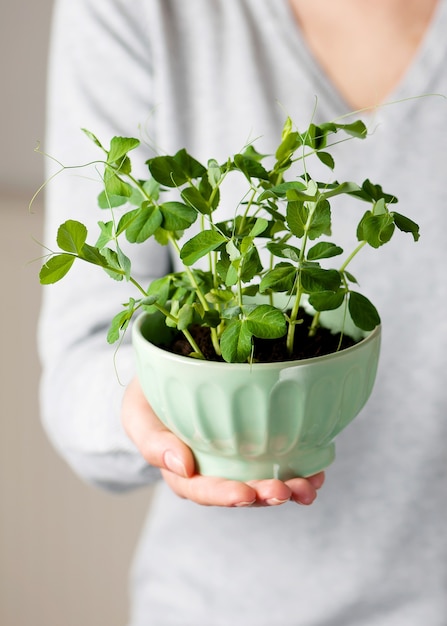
[{"xmin": 287, "ymin": 0, "xmax": 440, "ymax": 110}]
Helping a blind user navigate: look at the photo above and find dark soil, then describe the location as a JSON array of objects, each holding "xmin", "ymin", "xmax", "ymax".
[{"xmin": 164, "ymin": 308, "xmax": 358, "ymax": 363}]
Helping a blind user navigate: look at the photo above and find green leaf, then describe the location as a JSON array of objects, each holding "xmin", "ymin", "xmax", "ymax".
[
  {"xmin": 174, "ymin": 149, "xmax": 207, "ymax": 180},
  {"xmin": 147, "ymin": 155, "xmax": 185, "ymax": 187},
  {"xmin": 225, "ymin": 264, "xmax": 238, "ymax": 287},
  {"xmin": 307, "ymin": 199, "xmax": 332, "ymax": 240},
  {"xmin": 240, "ymin": 246, "xmax": 263, "ymax": 283},
  {"xmin": 300, "ymin": 267, "xmax": 341, "ymax": 293},
  {"xmin": 361, "ymin": 179, "xmax": 396, "ymax": 202},
  {"xmin": 258, "ymin": 180, "xmax": 307, "ymax": 202},
  {"xmin": 57, "ymin": 220, "xmax": 87, "ymax": 254},
  {"xmin": 199, "ymin": 308, "xmax": 221, "ymax": 328},
  {"xmin": 215, "ymin": 252, "xmax": 231, "ymax": 283},
  {"xmin": 101, "ymin": 248, "xmax": 124, "ymax": 281},
  {"xmin": 220, "ymin": 319, "xmax": 253, "ymax": 363},
  {"xmin": 348, "ymin": 291, "xmax": 380, "ymax": 331},
  {"xmin": 316, "ymin": 151, "xmax": 335, "ymax": 169},
  {"xmin": 97, "ymin": 191, "xmax": 128, "ymax": 209},
  {"xmin": 323, "ymin": 181, "xmax": 363, "ymax": 199},
  {"xmin": 205, "ymin": 288, "xmax": 234, "ymax": 305},
  {"xmin": 160, "ymin": 201, "xmax": 198, "ymax": 231},
  {"xmin": 308, "ymin": 290, "xmax": 346, "ymax": 311},
  {"xmin": 346, "ymin": 179, "xmax": 398, "ymax": 204},
  {"xmin": 259, "ymin": 263, "xmax": 297, "ymax": 293},
  {"xmin": 181, "ymin": 186, "xmax": 212, "ymax": 215},
  {"xmin": 124, "ymin": 203, "xmax": 163, "ymax": 243},
  {"xmin": 266, "ymin": 242, "xmax": 301, "ymax": 262},
  {"xmin": 233, "ymin": 154, "xmax": 270, "ymax": 181},
  {"xmin": 107, "ymin": 136, "xmax": 140, "ymax": 164},
  {"xmin": 107, "ymin": 311, "xmax": 129, "ymax": 343},
  {"xmin": 207, "ymin": 159, "xmax": 222, "ymax": 188},
  {"xmin": 344, "ymin": 270, "xmax": 358, "ymax": 284},
  {"xmin": 177, "ymin": 303, "xmax": 194, "ymax": 331},
  {"xmin": 286, "ymin": 201, "xmax": 308, "ymax": 238},
  {"xmin": 80, "ymin": 243, "xmax": 108, "ymax": 267},
  {"xmin": 39, "ymin": 254, "xmax": 75, "ymax": 284},
  {"xmin": 104, "ymin": 166, "xmax": 132, "ymax": 197},
  {"xmin": 287, "ymin": 179, "xmax": 319, "ymax": 201},
  {"xmin": 304, "ymin": 124, "xmax": 328, "ymax": 150},
  {"xmin": 82, "ymin": 128, "xmax": 104, "ymax": 150},
  {"xmin": 222, "ymin": 305, "xmax": 242, "ymax": 320},
  {"xmin": 180, "ymin": 230, "xmax": 227, "ymax": 265},
  {"xmin": 307, "ymin": 242, "xmax": 343, "ymax": 261},
  {"xmin": 357, "ymin": 211, "xmax": 395, "ymax": 248},
  {"xmin": 275, "ymin": 129, "xmax": 303, "ymax": 164},
  {"xmin": 392, "ymin": 212, "xmax": 420, "ymax": 242},
  {"xmin": 246, "ymin": 305, "xmax": 287, "ymax": 339},
  {"xmin": 143, "ymin": 275, "xmax": 173, "ymax": 312},
  {"xmin": 241, "ymin": 284, "xmax": 259, "ymax": 297},
  {"xmin": 226, "ymin": 239, "xmax": 241, "ymax": 262},
  {"xmin": 154, "ymin": 227, "xmax": 170, "ymax": 246},
  {"xmin": 107, "ymin": 299, "xmax": 136, "ymax": 343},
  {"xmin": 117, "ymin": 244, "xmax": 131, "ymax": 280},
  {"xmin": 314, "ymin": 120, "xmax": 367, "ymax": 141},
  {"xmin": 336, "ymin": 120, "xmax": 367, "ymax": 139},
  {"xmin": 142, "ymin": 178, "xmax": 161, "ymax": 201},
  {"xmin": 148, "ymin": 150, "xmax": 206, "ymax": 187},
  {"xmin": 248, "ymin": 218, "xmax": 269, "ymax": 238},
  {"xmin": 243, "ymin": 145, "xmax": 267, "ymax": 162},
  {"xmin": 96, "ymin": 221, "xmax": 114, "ymax": 249}
]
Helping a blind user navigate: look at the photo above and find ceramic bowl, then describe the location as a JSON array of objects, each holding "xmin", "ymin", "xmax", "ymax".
[{"xmin": 132, "ymin": 308, "xmax": 381, "ymax": 480}]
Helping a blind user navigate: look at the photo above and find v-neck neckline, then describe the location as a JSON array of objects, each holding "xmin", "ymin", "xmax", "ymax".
[{"xmin": 273, "ymin": 0, "xmax": 447, "ymax": 122}]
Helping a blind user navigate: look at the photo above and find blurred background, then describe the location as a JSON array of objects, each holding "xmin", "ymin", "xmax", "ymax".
[{"xmin": 0, "ymin": 2, "xmax": 152, "ymax": 625}]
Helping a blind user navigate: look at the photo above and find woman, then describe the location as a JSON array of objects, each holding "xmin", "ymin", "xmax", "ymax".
[{"xmin": 40, "ymin": 0, "xmax": 447, "ymax": 623}]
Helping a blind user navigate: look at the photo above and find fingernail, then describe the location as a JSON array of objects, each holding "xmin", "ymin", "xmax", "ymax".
[
  {"xmin": 234, "ymin": 499, "xmax": 257, "ymax": 507},
  {"xmin": 294, "ymin": 494, "xmax": 315, "ymax": 506},
  {"xmin": 163, "ymin": 450, "xmax": 187, "ymax": 477},
  {"xmin": 266, "ymin": 497, "xmax": 290, "ymax": 506}
]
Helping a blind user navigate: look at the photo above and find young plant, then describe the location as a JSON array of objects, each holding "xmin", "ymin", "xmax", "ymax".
[{"xmin": 39, "ymin": 117, "xmax": 420, "ymax": 363}]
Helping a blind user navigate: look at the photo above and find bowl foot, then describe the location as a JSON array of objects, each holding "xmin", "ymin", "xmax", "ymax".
[{"xmin": 193, "ymin": 443, "xmax": 335, "ymax": 481}]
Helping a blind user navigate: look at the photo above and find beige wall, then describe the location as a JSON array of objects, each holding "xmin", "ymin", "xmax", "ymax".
[
  {"xmin": 1, "ymin": 3, "xmax": 153, "ymax": 625},
  {"xmin": 1, "ymin": 0, "xmax": 51, "ymax": 193}
]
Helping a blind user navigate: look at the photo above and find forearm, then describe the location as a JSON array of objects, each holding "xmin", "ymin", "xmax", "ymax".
[{"xmin": 39, "ymin": 0, "xmax": 166, "ymax": 490}]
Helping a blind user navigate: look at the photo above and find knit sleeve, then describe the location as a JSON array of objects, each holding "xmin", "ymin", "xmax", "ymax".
[{"xmin": 38, "ymin": 0, "xmax": 168, "ymax": 491}]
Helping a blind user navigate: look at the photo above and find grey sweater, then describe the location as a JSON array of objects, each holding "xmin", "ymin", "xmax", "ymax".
[{"xmin": 40, "ymin": 1, "xmax": 447, "ymax": 624}]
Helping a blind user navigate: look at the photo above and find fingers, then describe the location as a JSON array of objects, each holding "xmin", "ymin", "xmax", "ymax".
[
  {"xmin": 161, "ymin": 471, "xmax": 258, "ymax": 507},
  {"xmin": 121, "ymin": 377, "xmax": 195, "ymax": 478},
  {"xmin": 162, "ymin": 472, "xmax": 326, "ymax": 508},
  {"xmin": 246, "ymin": 479, "xmax": 294, "ymax": 506},
  {"xmin": 285, "ymin": 471, "xmax": 325, "ymax": 505}
]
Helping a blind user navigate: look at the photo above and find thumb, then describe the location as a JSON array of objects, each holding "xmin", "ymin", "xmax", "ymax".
[{"xmin": 121, "ymin": 377, "xmax": 195, "ymax": 478}]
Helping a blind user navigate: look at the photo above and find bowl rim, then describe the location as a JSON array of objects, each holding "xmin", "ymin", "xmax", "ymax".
[{"xmin": 132, "ymin": 312, "xmax": 381, "ymax": 371}]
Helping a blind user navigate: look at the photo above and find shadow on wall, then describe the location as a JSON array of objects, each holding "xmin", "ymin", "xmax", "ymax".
[{"xmin": 0, "ymin": 194, "xmax": 153, "ymax": 626}]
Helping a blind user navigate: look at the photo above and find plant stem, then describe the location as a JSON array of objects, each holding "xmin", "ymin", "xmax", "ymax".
[
  {"xmin": 286, "ymin": 203, "xmax": 313, "ymax": 355},
  {"xmin": 286, "ymin": 280, "xmax": 303, "ymax": 356},
  {"xmin": 154, "ymin": 303, "xmax": 205, "ymax": 359},
  {"xmin": 180, "ymin": 329, "xmax": 205, "ymax": 359},
  {"xmin": 237, "ymin": 188, "xmax": 257, "ymax": 235},
  {"xmin": 308, "ymin": 310, "xmax": 321, "ymax": 337},
  {"xmin": 168, "ymin": 234, "xmax": 221, "ymax": 356},
  {"xmin": 338, "ymin": 240, "xmax": 367, "ymax": 273},
  {"xmin": 129, "ymin": 276, "xmax": 149, "ymax": 296}
]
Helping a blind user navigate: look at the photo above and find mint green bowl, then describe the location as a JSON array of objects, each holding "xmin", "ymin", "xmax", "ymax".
[{"xmin": 132, "ymin": 309, "xmax": 381, "ymax": 481}]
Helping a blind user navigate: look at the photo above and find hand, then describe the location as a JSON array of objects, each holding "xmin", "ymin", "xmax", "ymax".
[{"xmin": 121, "ymin": 377, "xmax": 325, "ymax": 507}]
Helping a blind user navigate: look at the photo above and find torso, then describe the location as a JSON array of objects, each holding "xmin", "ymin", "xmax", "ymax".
[{"xmin": 288, "ymin": 0, "xmax": 439, "ymax": 109}]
